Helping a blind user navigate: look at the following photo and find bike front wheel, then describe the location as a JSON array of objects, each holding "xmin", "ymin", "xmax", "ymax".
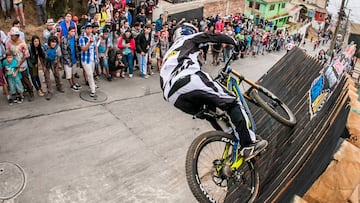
[
  {"xmin": 185, "ymin": 131, "xmax": 259, "ymax": 203},
  {"xmin": 249, "ymin": 86, "xmax": 297, "ymax": 127}
]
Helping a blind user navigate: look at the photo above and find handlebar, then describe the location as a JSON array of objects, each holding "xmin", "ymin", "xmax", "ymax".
[{"xmin": 215, "ymin": 49, "xmax": 259, "ymax": 89}]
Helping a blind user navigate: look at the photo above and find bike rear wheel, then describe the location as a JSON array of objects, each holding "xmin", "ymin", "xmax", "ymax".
[
  {"xmin": 249, "ymin": 86, "xmax": 297, "ymax": 127},
  {"xmin": 185, "ymin": 131, "xmax": 259, "ymax": 203}
]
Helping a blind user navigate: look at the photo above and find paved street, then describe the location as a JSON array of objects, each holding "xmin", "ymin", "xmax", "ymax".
[{"xmin": 0, "ymin": 39, "xmax": 329, "ymax": 202}]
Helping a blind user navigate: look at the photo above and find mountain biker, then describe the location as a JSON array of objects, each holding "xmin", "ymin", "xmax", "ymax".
[{"xmin": 160, "ymin": 22, "xmax": 268, "ymax": 160}]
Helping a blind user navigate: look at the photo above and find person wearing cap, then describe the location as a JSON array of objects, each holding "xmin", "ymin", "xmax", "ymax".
[
  {"xmin": 91, "ymin": 23, "xmax": 101, "ymax": 80},
  {"xmin": 35, "ymin": 0, "xmax": 47, "ymax": 26},
  {"xmin": 11, "ymin": 20, "xmax": 25, "ymax": 40},
  {"xmin": 43, "ymin": 19, "xmax": 56, "ymax": 45},
  {"xmin": 79, "ymin": 23, "xmax": 97, "ymax": 97},
  {"xmin": 5, "ymin": 26, "xmax": 34, "ymax": 101}
]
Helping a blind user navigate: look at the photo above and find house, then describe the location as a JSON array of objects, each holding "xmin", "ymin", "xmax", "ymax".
[
  {"xmin": 244, "ymin": 0, "xmax": 290, "ymax": 28},
  {"xmin": 290, "ymin": 0, "xmax": 329, "ymax": 30}
]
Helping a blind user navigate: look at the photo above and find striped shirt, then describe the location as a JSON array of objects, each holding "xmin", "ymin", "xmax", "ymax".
[{"xmin": 79, "ymin": 34, "xmax": 97, "ymax": 64}]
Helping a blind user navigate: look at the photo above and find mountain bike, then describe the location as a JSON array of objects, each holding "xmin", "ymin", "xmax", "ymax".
[{"xmin": 185, "ymin": 52, "xmax": 296, "ymax": 203}]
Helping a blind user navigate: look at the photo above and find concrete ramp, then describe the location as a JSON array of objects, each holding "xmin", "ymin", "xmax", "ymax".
[{"xmin": 231, "ymin": 47, "xmax": 357, "ymax": 202}]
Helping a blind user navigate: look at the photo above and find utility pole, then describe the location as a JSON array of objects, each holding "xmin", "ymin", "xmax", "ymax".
[{"xmin": 329, "ymin": 0, "xmax": 346, "ymax": 51}]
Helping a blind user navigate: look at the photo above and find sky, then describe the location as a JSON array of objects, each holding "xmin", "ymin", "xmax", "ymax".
[{"xmin": 327, "ymin": 0, "xmax": 360, "ymax": 23}]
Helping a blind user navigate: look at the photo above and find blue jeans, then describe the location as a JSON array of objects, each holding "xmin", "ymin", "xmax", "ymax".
[
  {"xmin": 136, "ymin": 52, "xmax": 148, "ymax": 77},
  {"xmin": 123, "ymin": 53, "xmax": 134, "ymax": 74},
  {"xmin": 8, "ymin": 76, "xmax": 24, "ymax": 94}
]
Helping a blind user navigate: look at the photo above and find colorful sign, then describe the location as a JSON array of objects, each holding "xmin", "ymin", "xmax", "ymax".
[{"xmin": 309, "ymin": 44, "xmax": 356, "ymax": 118}]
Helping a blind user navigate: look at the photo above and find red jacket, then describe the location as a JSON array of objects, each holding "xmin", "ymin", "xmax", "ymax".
[{"xmin": 117, "ymin": 37, "xmax": 135, "ymax": 54}]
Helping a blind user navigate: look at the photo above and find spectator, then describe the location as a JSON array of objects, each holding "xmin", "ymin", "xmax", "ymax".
[
  {"xmin": 43, "ymin": 36, "xmax": 64, "ymax": 100},
  {"xmin": 136, "ymin": 8, "xmax": 147, "ymax": 25},
  {"xmin": 135, "ymin": 25, "xmax": 151, "ymax": 78},
  {"xmin": 5, "ymin": 27, "xmax": 34, "ymax": 101},
  {"xmin": 3, "ymin": 50, "xmax": 24, "ymax": 104},
  {"xmin": 117, "ymin": 30, "xmax": 135, "ymax": 77},
  {"xmin": 79, "ymin": 23, "xmax": 98, "ymax": 97},
  {"xmin": 11, "ymin": 20, "xmax": 25, "ymax": 40},
  {"xmin": 136, "ymin": 1, "xmax": 147, "ymax": 15},
  {"xmin": 1, "ymin": 0, "xmax": 11, "ymax": 22},
  {"xmin": 113, "ymin": 0, "xmax": 125, "ymax": 12},
  {"xmin": 131, "ymin": 22, "xmax": 142, "ymax": 39},
  {"xmin": 105, "ymin": 0, "xmax": 114, "ymax": 19},
  {"xmin": 99, "ymin": 5, "xmax": 109, "ymax": 28},
  {"xmin": 61, "ymin": 26, "xmax": 81, "ymax": 91},
  {"xmin": 96, "ymin": 29, "xmax": 112, "ymax": 81},
  {"xmin": 155, "ymin": 14, "xmax": 163, "ymax": 32},
  {"xmin": 13, "ymin": 0, "xmax": 25, "ymax": 27},
  {"xmin": 124, "ymin": 6, "xmax": 132, "ymax": 26},
  {"xmin": 35, "ymin": 0, "xmax": 47, "ymax": 26},
  {"xmin": 27, "ymin": 35, "xmax": 46, "ymax": 97},
  {"xmin": 88, "ymin": 0, "xmax": 98, "ymax": 19},
  {"xmin": 285, "ymin": 40, "xmax": 294, "ymax": 53},
  {"xmin": 109, "ymin": 50, "xmax": 127, "ymax": 78},
  {"xmin": 43, "ymin": 19, "xmax": 56, "ymax": 44},
  {"xmin": 0, "ymin": 37, "xmax": 11, "ymax": 104},
  {"xmin": 59, "ymin": 12, "xmax": 77, "ymax": 39},
  {"xmin": 156, "ymin": 30, "xmax": 169, "ymax": 71},
  {"xmin": 317, "ymin": 49, "xmax": 327, "ymax": 64}
]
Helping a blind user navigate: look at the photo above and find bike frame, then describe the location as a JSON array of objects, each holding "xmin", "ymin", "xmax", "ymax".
[{"xmin": 218, "ymin": 58, "xmax": 259, "ymax": 171}]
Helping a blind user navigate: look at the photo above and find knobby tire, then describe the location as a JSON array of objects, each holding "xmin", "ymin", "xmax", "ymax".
[
  {"xmin": 185, "ymin": 131, "xmax": 259, "ymax": 203},
  {"xmin": 249, "ymin": 87, "xmax": 297, "ymax": 127}
]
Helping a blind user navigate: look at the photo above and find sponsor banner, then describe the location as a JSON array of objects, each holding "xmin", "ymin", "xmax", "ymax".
[{"xmin": 309, "ymin": 44, "xmax": 356, "ymax": 118}]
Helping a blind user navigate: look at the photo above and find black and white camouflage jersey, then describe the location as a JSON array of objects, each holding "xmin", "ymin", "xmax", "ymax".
[{"xmin": 160, "ymin": 32, "xmax": 237, "ymax": 103}]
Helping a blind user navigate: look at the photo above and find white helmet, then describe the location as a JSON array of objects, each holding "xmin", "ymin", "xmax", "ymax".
[{"xmin": 173, "ymin": 22, "xmax": 198, "ymax": 42}]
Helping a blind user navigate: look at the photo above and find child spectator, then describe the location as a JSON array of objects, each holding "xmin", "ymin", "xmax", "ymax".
[
  {"xmin": 96, "ymin": 29, "xmax": 112, "ymax": 81},
  {"xmin": 43, "ymin": 35, "xmax": 64, "ymax": 100},
  {"xmin": 0, "ymin": 59, "xmax": 11, "ymax": 105},
  {"xmin": 5, "ymin": 27, "xmax": 34, "ymax": 101},
  {"xmin": 3, "ymin": 50, "xmax": 24, "ymax": 104}
]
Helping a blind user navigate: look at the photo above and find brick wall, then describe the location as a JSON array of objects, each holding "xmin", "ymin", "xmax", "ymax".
[{"xmin": 203, "ymin": 0, "xmax": 245, "ymax": 18}]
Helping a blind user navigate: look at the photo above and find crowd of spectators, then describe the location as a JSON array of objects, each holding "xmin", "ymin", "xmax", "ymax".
[{"xmin": 0, "ymin": 0, "xmax": 335, "ymax": 105}]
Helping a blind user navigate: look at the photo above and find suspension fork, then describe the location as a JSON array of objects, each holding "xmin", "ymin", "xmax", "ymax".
[{"xmin": 228, "ymin": 77, "xmax": 257, "ymax": 132}]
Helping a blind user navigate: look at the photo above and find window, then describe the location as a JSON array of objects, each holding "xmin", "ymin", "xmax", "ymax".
[
  {"xmin": 255, "ymin": 3, "xmax": 260, "ymax": 10},
  {"xmin": 270, "ymin": 4, "xmax": 275, "ymax": 11},
  {"xmin": 281, "ymin": 3, "xmax": 285, "ymax": 8},
  {"xmin": 249, "ymin": 1, "xmax": 253, "ymax": 8}
]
